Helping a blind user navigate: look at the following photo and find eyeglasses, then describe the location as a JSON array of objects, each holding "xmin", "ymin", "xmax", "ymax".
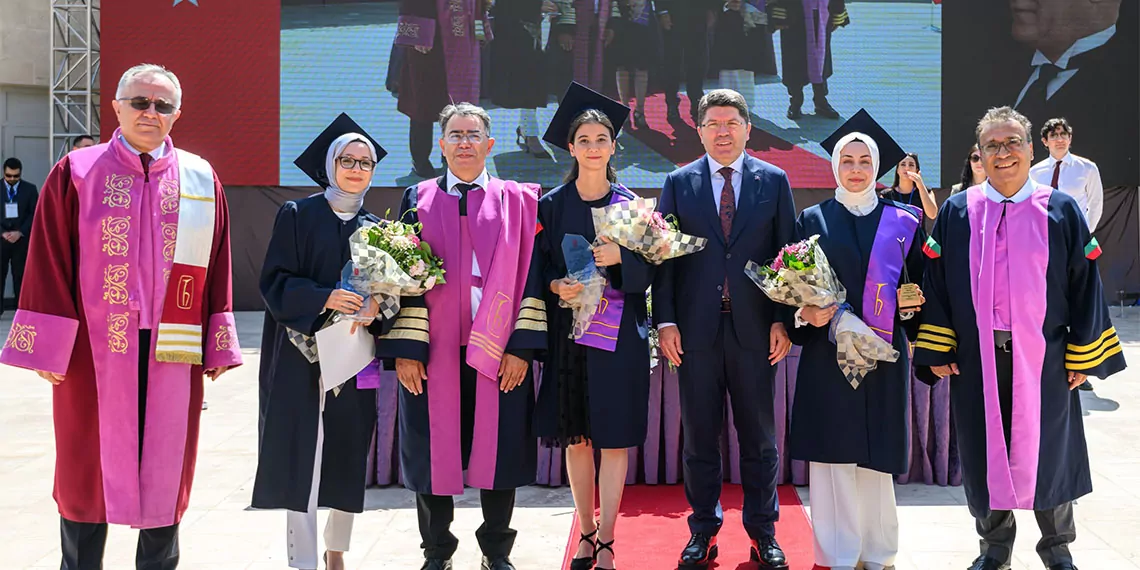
[
  {"xmin": 337, "ymin": 156, "xmax": 375, "ymax": 171},
  {"xmin": 700, "ymin": 120, "xmax": 745, "ymax": 132},
  {"xmin": 444, "ymin": 131, "xmax": 486, "ymax": 145},
  {"xmin": 118, "ymin": 96, "xmax": 177, "ymax": 115},
  {"xmin": 1047, "ymin": 131, "xmax": 1072, "ymax": 141},
  {"xmin": 980, "ymin": 138, "xmax": 1026, "ymax": 157},
  {"xmin": 969, "ymin": 154, "xmax": 982, "ymax": 163}
]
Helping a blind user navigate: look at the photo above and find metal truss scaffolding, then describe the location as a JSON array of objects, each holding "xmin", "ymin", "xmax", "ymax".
[{"xmin": 50, "ymin": 0, "xmax": 100, "ymax": 161}]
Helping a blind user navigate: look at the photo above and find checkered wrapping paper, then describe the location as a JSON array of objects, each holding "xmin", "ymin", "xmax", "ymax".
[
  {"xmin": 349, "ymin": 222, "xmax": 436, "ymax": 320},
  {"xmin": 591, "ymin": 197, "xmax": 709, "ymax": 265},
  {"xmin": 284, "ymin": 313, "xmax": 341, "ymax": 364},
  {"xmin": 745, "ymin": 235, "xmax": 899, "ymax": 388}
]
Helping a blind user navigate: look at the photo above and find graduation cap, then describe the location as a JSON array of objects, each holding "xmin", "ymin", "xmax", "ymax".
[
  {"xmin": 293, "ymin": 113, "xmax": 387, "ymax": 187},
  {"xmin": 542, "ymin": 82, "xmax": 631, "ymax": 152},
  {"xmin": 820, "ymin": 108, "xmax": 906, "ymax": 181}
]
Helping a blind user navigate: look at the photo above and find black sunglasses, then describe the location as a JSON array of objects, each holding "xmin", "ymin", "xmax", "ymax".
[
  {"xmin": 118, "ymin": 96, "xmax": 177, "ymax": 115},
  {"xmin": 969, "ymin": 154, "xmax": 982, "ymax": 163}
]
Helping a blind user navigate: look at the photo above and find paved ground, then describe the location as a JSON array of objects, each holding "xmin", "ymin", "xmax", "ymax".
[{"xmin": 2, "ymin": 309, "xmax": 1138, "ymax": 569}]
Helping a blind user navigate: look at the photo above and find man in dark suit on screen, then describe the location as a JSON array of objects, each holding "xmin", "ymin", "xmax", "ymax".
[
  {"xmin": 1009, "ymin": 0, "xmax": 1138, "ymax": 187},
  {"xmin": 1, "ymin": 157, "xmax": 37, "ymax": 315},
  {"xmin": 654, "ymin": 89, "xmax": 795, "ymax": 570}
]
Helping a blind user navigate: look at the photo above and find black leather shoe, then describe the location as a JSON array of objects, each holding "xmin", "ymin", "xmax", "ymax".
[
  {"xmin": 1079, "ymin": 379, "xmax": 1094, "ymax": 391},
  {"xmin": 787, "ymin": 104, "xmax": 803, "ymax": 120},
  {"xmin": 481, "ymin": 556, "xmax": 516, "ymax": 570},
  {"xmin": 814, "ymin": 99, "xmax": 840, "ymax": 119},
  {"xmin": 967, "ymin": 556, "xmax": 1010, "ymax": 570},
  {"xmin": 413, "ymin": 160, "xmax": 436, "ymax": 179},
  {"xmin": 1048, "ymin": 564, "xmax": 1078, "ymax": 570},
  {"xmin": 749, "ymin": 536, "xmax": 789, "ymax": 569},
  {"xmin": 677, "ymin": 533, "xmax": 717, "ymax": 569},
  {"xmin": 420, "ymin": 559, "xmax": 452, "ymax": 570}
]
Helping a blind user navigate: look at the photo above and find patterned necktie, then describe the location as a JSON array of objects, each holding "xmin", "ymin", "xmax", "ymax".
[
  {"xmin": 719, "ymin": 166, "xmax": 736, "ymax": 299},
  {"xmin": 1050, "ymin": 160, "xmax": 1062, "ymax": 189},
  {"xmin": 454, "ymin": 182, "xmax": 477, "ymax": 216}
]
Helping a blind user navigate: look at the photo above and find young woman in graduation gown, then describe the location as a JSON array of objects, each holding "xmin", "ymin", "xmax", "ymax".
[
  {"xmin": 533, "ymin": 100, "xmax": 654, "ymax": 570},
  {"xmin": 785, "ymin": 131, "xmax": 927, "ymax": 570},
  {"xmin": 253, "ymin": 118, "xmax": 385, "ymax": 570}
]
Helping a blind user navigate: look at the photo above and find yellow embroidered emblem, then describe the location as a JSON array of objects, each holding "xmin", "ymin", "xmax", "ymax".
[
  {"xmin": 162, "ymin": 223, "xmax": 177, "ymax": 262},
  {"xmin": 103, "ymin": 174, "xmax": 134, "ymax": 209},
  {"xmin": 215, "ymin": 326, "xmax": 233, "ymax": 351},
  {"xmin": 102, "ymin": 263, "xmax": 130, "ymax": 305},
  {"xmin": 108, "ymin": 313, "xmax": 130, "ymax": 354},
  {"xmin": 5, "ymin": 323, "xmax": 36, "ymax": 354},
  {"xmin": 100, "ymin": 216, "xmax": 131, "ymax": 257},
  {"xmin": 159, "ymin": 179, "xmax": 180, "ymax": 215}
]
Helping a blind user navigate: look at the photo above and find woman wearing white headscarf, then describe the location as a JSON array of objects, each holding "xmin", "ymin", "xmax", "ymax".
[
  {"xmin": 254, "ymin": 115, "xmax": 386, "ymax": 570},
  {"xmin": 783, "ymin": 128, "xmax": 929, "ymax": 570}
]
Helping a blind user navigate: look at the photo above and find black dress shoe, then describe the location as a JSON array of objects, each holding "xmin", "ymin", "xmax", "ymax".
[
  {"xmin": 813, "ymin": 99, "xmax": 840, "ymax": 119},
  {"xmin": 420, "ymin": 559, "xmax": 453, "ymax": 570},
  {"xmin": 677, "ymin": 533, "xmax": 717, "ymax": 569},
  {"xmin": 570, "ymin": 527, "xmax": 598, "ymax": 570},
  {"xmin": 413, "ymin": 160, "xmax": 436, "ymax": 179},
  {"xmin": 749, "ymin": 536, "xmax": 789, "ymax": 569},
  {"xmin": 1048, "ymin": 564, "xmax": 1078, "ymax": 570},
  {"xmin": 786, "ymin": 104, "xmax": 803, "ymax": 120},
  {"xmin": 482, "ymin": 556, "xmax": 516, "ymax": 570},
  {"xmin": 967, "ymin": 555, "xmax": 1011, "ymax": 570},
  {"xmin": 1078, "ymin": 379, "xmax": 1094, "ymax": 391}
]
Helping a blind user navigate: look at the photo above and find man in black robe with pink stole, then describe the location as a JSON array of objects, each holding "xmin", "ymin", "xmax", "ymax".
[
  {"xmin": 768, "ymin": 0, "xmax": 847, "ymax": 120},
  {"xmin": 914, "ymin": 107, "xmax": 1125, "ymax": 570},
  {"xmin": 379, "ymin": 103, "xmax": 546, "ymax": 570},
  {"xmin": 395, "ymin": 0, "xmax": 488, "ymax": 178}
]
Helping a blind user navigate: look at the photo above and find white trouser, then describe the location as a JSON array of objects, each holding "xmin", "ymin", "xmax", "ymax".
[
  {"xmin": 286, "ymin": 386, "xmax": 355, "ymax": 569},
  {"xmin": 809, "ymin": 462, "xmax": 899, "ymax": 570},
  {"xmin": 518, "ymin": 108, "xmax": 539, "ymax": 137},
  {"xmin": 718, "ymin": 69, "xmax": 756, "ymax": 113}
]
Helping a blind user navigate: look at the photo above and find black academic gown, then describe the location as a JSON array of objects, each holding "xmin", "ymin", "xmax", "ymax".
[
  {"xmin": 378, "ymin": 180, "xmax": 547, "ymax": 495},
  {"xmin": 769, "ymin": 0, "xmax": 847, "ymax": 91},
  {"xmin": 914, "ymin": 189, "xmax": 1127, "ymax": 518},
  {"xmin": 489, "ymin": 0, "xmax": 549, "ymax": 109},
  {"xmin": 785, "ymin": 198, "xmax": 925, "ymax": 475},
  {"xmin": 253, "ymin": 195, "xmax": 381, "ymax": 513},
  {"xmin": 532, "ymin": 183, "xmax": 654, "ymax": 450}
]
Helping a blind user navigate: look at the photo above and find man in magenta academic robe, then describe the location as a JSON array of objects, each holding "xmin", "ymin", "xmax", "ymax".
[
  {"xmin": 379, "ymin": 103, "xmax": 547, "ymax": 570},
  {"xmin": 0, "ymin": 63, "xmax": 242, "ymax": 569},
  {"xmin": 396, "ymin": 0, "xmax": 490, "ymax": 178}
]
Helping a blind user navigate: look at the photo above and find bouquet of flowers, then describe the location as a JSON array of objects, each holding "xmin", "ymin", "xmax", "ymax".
[
  {"xmin": 561, "ymin": 196, "xmax": 709, "ymax": 345},
  {"xmin": 744, "ymin": 234, "xmax": 899, "ymax": 388},
  {"xmin": 347, "ymin": 210, "xmax": 446, "ymax": 320},
  {"xmin": 591, "ymin": 196, "xmax": 709, "ymax": 265}
]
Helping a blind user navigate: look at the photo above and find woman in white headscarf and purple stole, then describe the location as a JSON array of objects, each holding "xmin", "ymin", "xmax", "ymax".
[
  {"xmin": 253, "ymin": 114, "xmax": 387, "ymax": 570},
  {"xmin": 784, "ymin": 112, "xmax": 931, "ymax": 570}
]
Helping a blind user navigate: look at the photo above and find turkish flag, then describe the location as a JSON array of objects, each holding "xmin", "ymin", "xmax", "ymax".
[{"xmin": 101, "ymin": 0, "xmax": 280, "ymax": 185}]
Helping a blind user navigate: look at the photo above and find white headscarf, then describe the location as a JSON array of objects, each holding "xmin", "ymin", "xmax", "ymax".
[
  {"xmin": 323, "ymin": 132, "xmax": 378, "ymax": 215},
  {"xmin": 832, "ymin": 131, "xmax": 881, "ymax": 217}
]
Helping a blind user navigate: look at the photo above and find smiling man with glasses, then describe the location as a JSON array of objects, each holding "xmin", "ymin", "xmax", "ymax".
[
  {"xmin": 0, "ymin": 63, "xmax": 242, "ymax": 570},
  {"xmin": 914, "ymin": 106, "xmax": 1126, "ymax": 570},
  {"xmin": 378, "ymin": 102, "xmax": 547, "ymax": 570}
]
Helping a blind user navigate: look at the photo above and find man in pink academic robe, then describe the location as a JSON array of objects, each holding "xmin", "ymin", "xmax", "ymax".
[{"xmin": 0, "ymin": 64, "xmax": 242, "ymax": 569}]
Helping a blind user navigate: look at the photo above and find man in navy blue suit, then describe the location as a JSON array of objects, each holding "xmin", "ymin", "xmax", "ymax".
[{"xmin": 655, "ymin": 89, "xmax": 796, "ymax": 570}]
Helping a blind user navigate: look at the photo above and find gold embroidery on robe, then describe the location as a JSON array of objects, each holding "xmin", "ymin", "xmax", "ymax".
[
  {"xmin": 159, "ymin": 179, "xmax": 180, "ymax": 215},
  {"xmin": 215, "ymin": 325, "xmax": 233, "ymax": 351},
  {"xmin": 5, "ymin": 323, "xmax": 36, "ymax": 354},
  {"xmin": 162, "ymin": 223, "xmax": 178, "ymax": 262},
  {"xmin": 103, "ymin": 174, "xmax": 134, "ymax": 209},
  {"xmin": 108, "ymin": 313, "xmax": 130, "ymax": 354},
  {"xmin": 100, "ymin": 216, "xmax": 131, "ymax": 257},
  {"xmin": 102, "ymin": 263, "xmax": 130, "ymax": 305}
]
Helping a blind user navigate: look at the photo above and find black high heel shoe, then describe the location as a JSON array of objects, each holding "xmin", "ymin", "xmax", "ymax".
[
  {"xmin": 516, "ymin": 127, "xmax": 526, "ymax": 149},
  {"xmin": 595, "ymin": 539, "xmax": 616, "ymax": 570},
  {"xmin": 569, "ymin": 526, "xmax": 598, "ymax": 570}
]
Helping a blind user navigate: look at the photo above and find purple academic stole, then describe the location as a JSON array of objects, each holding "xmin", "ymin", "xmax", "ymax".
[
  {"xmin": 575, "ymin": 192, "xmax": 628, "ymax": 352},
  {"xmin": 861, "ymin": 206, "xmax": 920, "ymax": 344},
  {"xmin": 801, "ymin": 0, "xmax": 830, "ymax": 85}
]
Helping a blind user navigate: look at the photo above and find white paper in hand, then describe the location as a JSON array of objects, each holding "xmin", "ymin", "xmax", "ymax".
[{"xmin": 315, "ymin": 319, "xmax": 376, "ymax": 393}]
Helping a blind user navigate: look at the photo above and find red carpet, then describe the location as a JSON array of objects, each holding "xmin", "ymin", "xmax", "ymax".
[
  {"xmin": 561, "ymin": 484, "xmax": 819, "ymax": 570},
  {"xmin": 626, "ymin": 94, "xmax": 837, "ymax": 189}
]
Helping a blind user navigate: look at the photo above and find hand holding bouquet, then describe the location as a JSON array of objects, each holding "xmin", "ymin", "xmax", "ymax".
[
  {"xmin": 347, "ymin": 211, "xmax": 446, "ymax": 320},
  {"xmin": 745, "ymin": 235, "xmax": 899, "ymax": 388},
  {"xmin": 590, "ymin": 196, "xmax": 709, "ymax": 265}
]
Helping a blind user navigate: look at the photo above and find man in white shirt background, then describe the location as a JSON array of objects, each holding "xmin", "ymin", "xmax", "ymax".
[{"xmin": 1029, "ymin": 118, "xmax": 1103, "ymax": 232}]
